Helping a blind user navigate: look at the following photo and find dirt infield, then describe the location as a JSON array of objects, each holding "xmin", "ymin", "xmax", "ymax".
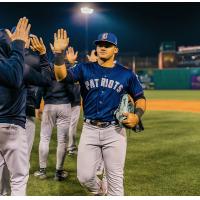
[{"xmin": 147, "ymin": 100, "xmax": 200, "ymax": 113}]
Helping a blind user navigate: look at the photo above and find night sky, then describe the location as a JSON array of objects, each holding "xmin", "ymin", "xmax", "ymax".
[{"xmin": 1, "ymin": 2, "xmax": 200, "ymax": 56}]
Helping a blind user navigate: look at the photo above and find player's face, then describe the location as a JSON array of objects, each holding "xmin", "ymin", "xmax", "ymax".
[{"xmin": 96, "ymin": 42, "xmax": 118, "ymax": 60}]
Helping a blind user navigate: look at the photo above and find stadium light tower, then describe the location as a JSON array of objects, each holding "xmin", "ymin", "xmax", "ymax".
[{"xmin": 81, "ymin": 6, "xmax": 94, "ymax": 54}]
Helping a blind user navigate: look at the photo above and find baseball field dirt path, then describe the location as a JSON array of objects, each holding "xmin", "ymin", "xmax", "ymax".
[{"xmin": 147, "ymin": 100, "xmax": 200, "ymax": 113}]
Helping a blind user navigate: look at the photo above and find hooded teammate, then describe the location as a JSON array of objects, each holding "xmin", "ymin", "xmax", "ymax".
[
  {"xmin": 0, "ymin": 18, "xmax": 52, "ymax": 196},
  {"xmin": 0, "ymin": 17, "xmax": 31, "ymax": 196}
]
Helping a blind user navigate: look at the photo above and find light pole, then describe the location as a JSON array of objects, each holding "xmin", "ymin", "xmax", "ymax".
[{"xmin": 81, "ymin": 7, "xmax": 94, "ymax": 54}]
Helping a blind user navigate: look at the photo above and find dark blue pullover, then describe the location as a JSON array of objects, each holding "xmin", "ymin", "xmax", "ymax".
[
  {"xmin": 0, "ymin": 40, "xmax": 26, "ymax": 128},
  {"xmin": 0, "ymin": 41, "xmax": 53, "ymax": 128}
]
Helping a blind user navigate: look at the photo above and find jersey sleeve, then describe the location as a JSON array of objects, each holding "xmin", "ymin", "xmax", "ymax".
[
  {"xmin": 127, "ymin": 72, "xmax": 144, "ymax": 100},
  {"xmin": 66, "ymin": 63, "xmax": 83, "ymax": 83}
]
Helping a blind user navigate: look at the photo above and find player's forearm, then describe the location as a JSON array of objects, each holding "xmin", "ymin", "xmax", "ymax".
[
  {"xmin": 134, "ymin": 98, "xmax": 146, "ymax": 119},
  {"xmin": 54, "ymin": 52, "xmax": 67, "ymax": 81}
]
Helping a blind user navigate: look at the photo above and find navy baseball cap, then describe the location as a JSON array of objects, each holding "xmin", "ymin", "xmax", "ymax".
[{"xmin": 94, "ymin": 32, "xmax": 118, "ymax": 46}]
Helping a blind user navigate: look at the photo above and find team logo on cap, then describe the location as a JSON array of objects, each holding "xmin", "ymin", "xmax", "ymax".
[{"xmin": 102, "ymin": 33, "xmax": 108, "ymax": 40}]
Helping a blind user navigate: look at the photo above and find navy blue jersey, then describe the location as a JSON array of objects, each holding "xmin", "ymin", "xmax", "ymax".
[{"xmin": 66, "ymin": 62, "xmax": 144, "ymax": 122}]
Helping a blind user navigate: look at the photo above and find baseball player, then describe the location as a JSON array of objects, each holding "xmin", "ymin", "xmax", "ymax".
[
  {"xmin": 25, "ymin": 36, "xmax": 51, "ymax": 159},
  {"xmin": 32, "ymin": 37, "xmax": 72, "ymax": 181},
  {"xmin": 0, "ymin": 17, "xmax": 31, "ymax": 196},
  {"xmin": 53, "ymin": 29, "xmax": 146, "ymax": 195},
  {"xmin": 0, "ymin": 22, "xmax": 52, "ymax": 195}
]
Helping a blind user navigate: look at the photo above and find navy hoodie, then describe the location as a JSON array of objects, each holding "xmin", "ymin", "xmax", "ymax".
[
  {"xmin": 0, "ymin": 30, "xmax": 53, "ymax": 128},
  {"xmin": 0, "ymin": 39, "xmax": 26, "ymax": 128}
]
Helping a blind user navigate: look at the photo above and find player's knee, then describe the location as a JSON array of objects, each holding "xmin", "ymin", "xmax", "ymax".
[
  {"xmin": 77, "ymin": 172, "xmax": 95, "ymax": 186},
  {"xmin": 40, "ymin": 134, "xmax": 51, "ymax": 143}
]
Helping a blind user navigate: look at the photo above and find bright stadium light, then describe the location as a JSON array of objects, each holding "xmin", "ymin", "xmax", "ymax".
[
  {"xmin": 81, "ymin": 7, "xmax": 94, "ymax": 15},
  {"xmin": 80, "ymin": 6, "xmax": 94, "ymax": 54}
]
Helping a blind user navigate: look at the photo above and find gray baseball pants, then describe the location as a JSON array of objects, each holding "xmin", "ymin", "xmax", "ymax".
[
  {"xmin": 25, "ymin": 116, "xmax": 36, "ymax": 159},
  {"xmin": 0, "ymin": 117, "xmax": 36, "ymax": 196},
  {"xmin": 39, "ymin": 104, "xmax": 71, "ymax": 170},
  {"xmin": 0, "ymin": 155, "xmax": 10, "ymax": 196},
  {"xmin": 68, "ymin": 105, "xmax": 81, "ymax": 151},
  {"xmin": 77, "ymin": 123, "xmax": 127, "ymax": 196},
  {"xmin": 0, "ymin": 124, "xmax": 29, "ymax": 196}
]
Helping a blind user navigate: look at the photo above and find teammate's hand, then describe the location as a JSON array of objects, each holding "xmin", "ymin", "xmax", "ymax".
[
  {"xmin": 87, "ymin": 50, "xmax": 98, "ymax": 62},
  {"xmin": 5, "ymin": 17, "xmax": 31, "ymax": 43},
  {"xmin": 65, "ymin": 47, "xmax": 78, "ymax": 65},
  {"xmin": 50, "ymin": 29, "xmax": 69, "ymax": 53},
  {"xmin": 35, "ymin": 109, "xmax": 42, "ymax": 121},
  {"xmin": 122, "ymin": 112, "xmax": 139, "ymax": 128},
  {"xmin": 30, "ymin": 36, "xmax": 46, "ymax": 55}
]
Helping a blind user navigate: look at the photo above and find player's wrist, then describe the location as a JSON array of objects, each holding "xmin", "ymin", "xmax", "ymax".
[
  {"xmin": 134, "ymin": 108, "xmax": 144, "ymax": 119},
  {"xmin": 39, "ymin": 50, "xmax": 46, "ymax": 55},
  {"xmin": 54, "ymin": 52, "xmax": 65, "ymax": 66}
]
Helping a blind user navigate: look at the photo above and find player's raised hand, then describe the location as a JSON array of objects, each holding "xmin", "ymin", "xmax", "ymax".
[
  {"xmin": 122, "ymin": 112, "xmax": 139, "ymax": 128},
  {"xmin": 30, "ymin": 35, "xmax": 46, "ymax": 55},
  {"xmin": 5, "ymin": 17, "xmax": 31, "ymax": 43},
  {"xmin": 65, "ymin": 47, "xmax": 78, "ymax": 65},
  {"xmin": 87, "ymin": 50, "xmax": 98, "ymax": 62},
  {"xmin": 50, "ymin": 29, "xmax": 69, "ymax": 53}
]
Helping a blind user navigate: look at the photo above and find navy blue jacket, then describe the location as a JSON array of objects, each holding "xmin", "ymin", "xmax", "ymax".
[
  {"xmin": 0, "ymin": 40, "xmax": 26, "ymax": 128},
  {"xmin": 42, "ymin": 79, "xmax": 72, "ymax": 105},
  {"xmin": 0, "ymin": 40, "xmax": 53, "ymax": 128},
  {"xmin": 41, "ymin": 63, "xmax": 71, "ymax": 105},
  {"xmin": 24, "ymin": 51, "xmax": 52, "ymax": 117}
]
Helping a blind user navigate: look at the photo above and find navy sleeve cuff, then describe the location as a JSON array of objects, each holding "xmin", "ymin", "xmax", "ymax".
[
  {"xmin": 10, "ymin": 40, "xmax": 25, "ymax": 53},
  {"xmin": 40, "ymin": 53, "xmax": 48, "ymax": 60}
]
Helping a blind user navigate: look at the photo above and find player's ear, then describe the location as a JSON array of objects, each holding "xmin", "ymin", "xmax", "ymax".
[{"xmin": 114, "ymin": 47, "xmax": 119, "ymax": 54}]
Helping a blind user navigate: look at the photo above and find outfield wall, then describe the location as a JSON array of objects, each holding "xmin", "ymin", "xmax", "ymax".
[{"xmin": 138, "ymin": 68, "xmax": 200, "ymax": 90}]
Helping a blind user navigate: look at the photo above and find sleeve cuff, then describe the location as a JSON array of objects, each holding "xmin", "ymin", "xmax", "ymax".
[
  {"xmin": 40, "ymin": 53, "xmax": 48, "ymax": 59},
  {"xmin": 11, "ymin": 40, "xmax": 25, "ymax": 52}
]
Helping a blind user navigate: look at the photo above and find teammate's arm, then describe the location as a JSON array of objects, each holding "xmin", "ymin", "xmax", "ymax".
[
  {"xmin": 50, "ymin": 29, "xmax": 69, "ymax": 81},
  {"xmin": 0, "ymin": 17, "xmax": 31, "ymax": 88},
  {"xmin": 29, "ymin": 35, "xmax": 53, "ymax": 85},
  {"xmin": 35, "ymin": 88, "xmax": 44, "ymax": 121}
]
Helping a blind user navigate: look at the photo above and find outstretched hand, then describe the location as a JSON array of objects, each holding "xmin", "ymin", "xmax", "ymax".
[
  {"xmin": 50, "ymin": 29, "xmax": 69, "ymax": 53},
  {"xmin": 87, "ymin": 50, "xmax": 97, "ymax": 62},
  {"xmin": 65, "ymin": 47, "xmax": 78, "ymax": 65},
  {"xmin": 30, "ymin": 36, "xmax": 46, "ymax": 55},
  {"xmin": 5, "ymin": 17, "xmax": 31, "ymax": 44}
]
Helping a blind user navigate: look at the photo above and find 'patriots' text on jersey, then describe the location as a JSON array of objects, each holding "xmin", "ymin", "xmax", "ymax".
[{"xmin": 85, "ymin": 78, "xmax": 123, "ymax": 93}]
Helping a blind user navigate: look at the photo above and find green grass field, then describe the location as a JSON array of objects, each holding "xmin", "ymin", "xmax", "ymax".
[
  {"xmin": 145, "ymin": 90, "xmax": 200, "ymax": 100},
  {"xmin": 28, "ymin": 90, "xmax": 200, "ymax": 195}
]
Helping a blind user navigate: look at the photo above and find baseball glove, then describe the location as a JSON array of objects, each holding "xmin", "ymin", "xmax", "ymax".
[{"xmin": 114, "ymin": 94, "xmax": 144, "ymax": 132}]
